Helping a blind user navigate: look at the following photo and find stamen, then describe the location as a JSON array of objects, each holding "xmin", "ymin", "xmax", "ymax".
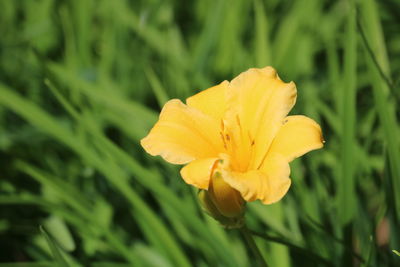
[
  {"xmin": 236, "ymin": 115, "xmax": 241, "ymax": 127},
  {"xmin": 220, "ymin": 131, "xmax": 227, "ymax": 149},
  {"xmin": 247, "ymin": 131, "xmax": 252, "ymax": 143}
]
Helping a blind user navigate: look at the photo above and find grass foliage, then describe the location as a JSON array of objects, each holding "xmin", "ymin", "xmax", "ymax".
[{"xmin": 0, "ymin": 0, "xmax": 399, "ymax": 266}]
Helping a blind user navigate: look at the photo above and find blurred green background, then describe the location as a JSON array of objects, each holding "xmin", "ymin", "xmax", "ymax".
[{"xmin": 0, "ymin": 0, "xmax": 399, "ymax": 266}]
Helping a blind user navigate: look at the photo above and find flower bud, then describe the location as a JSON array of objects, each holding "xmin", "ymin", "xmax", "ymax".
[
  {"xmin": 208, "ymin": 171, "xmax": 245, "ymax": 218},
  {"xmin": 197, "ymin": 170, "xmax": 245, "ymax": 228}
]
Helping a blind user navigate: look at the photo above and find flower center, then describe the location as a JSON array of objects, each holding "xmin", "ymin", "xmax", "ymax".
[{"xmin": 219, "ymin": 117, "xmax": 254, "ymax": 172}]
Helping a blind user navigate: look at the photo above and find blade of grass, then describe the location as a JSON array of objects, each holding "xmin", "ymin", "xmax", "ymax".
[
  {"xmin": 253, "ymin": 0, "xmax": 271, "ymax": 67},
  {"xmin": 0, "ymin": 181, "xmax": 156, "ymax": 266},
  {"xmin": 356, "ymin": 18, "xmax": 399, "ymax": 101},
  {"xmin": 360, "ymin": 0, "xmax": 400, "ymax": 221},
  {"xmin": 144, "ymin": 66, "xmax": 169, "ymax": 107},
  {"xmin": 338, "ymin": 0, "xmax": 357, "ymax": 226},
  {"xmin": 0, "ymin": 263, "xmax": 55, "ymax": 267},
  {"xmin": 0, "ymin": 84, "xmax": 191, "ymax": 267},
  {"xmin": 40, "ymin": 226, "xmax": 70, "ymax": 267},
  {"xmin": 249, "ymin": 230, "xmax": 334, "ymax": 267}
]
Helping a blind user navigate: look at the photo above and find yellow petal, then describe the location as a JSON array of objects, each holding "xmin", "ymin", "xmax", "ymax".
[
  {"xmin": 180, "ymin": 158, "xmax": 218, "ymax": 189},
  {"xmin": 222, "ymin": 154, "xmax": 291, "ymax": 204},
  {"xmin": 141, "ymin": 99, "xmax": 223, "ymax": 164},
  {"xmin": 267, "ymin": 115, "xmax": 324, "ymax": 162},
  {"xmin": 225, "ymin": 66, "xmax": 297, "ymax": 170},
  {"xmin": 186, "ymin": 81, "xmax": 229, "ymax": 121}
]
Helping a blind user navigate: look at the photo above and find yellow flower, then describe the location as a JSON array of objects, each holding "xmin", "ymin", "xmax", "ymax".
[{"xmin": 141, "ymin": 67, "xmax": 323, "ymax": 226}]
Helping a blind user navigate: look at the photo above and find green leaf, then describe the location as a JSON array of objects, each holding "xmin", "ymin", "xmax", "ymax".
[
  {"xmin": 40, "ymin": 226, "xmax": 70, "ymax": 267},
  {"xmin": 44, "ymin": 216, "xmax": 76, "ymax": 252}
]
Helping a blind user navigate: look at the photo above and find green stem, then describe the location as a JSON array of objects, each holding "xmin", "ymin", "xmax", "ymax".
[{"xmin": 240, "ymin": 225, "xmax": 269, "ymax": 267}]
